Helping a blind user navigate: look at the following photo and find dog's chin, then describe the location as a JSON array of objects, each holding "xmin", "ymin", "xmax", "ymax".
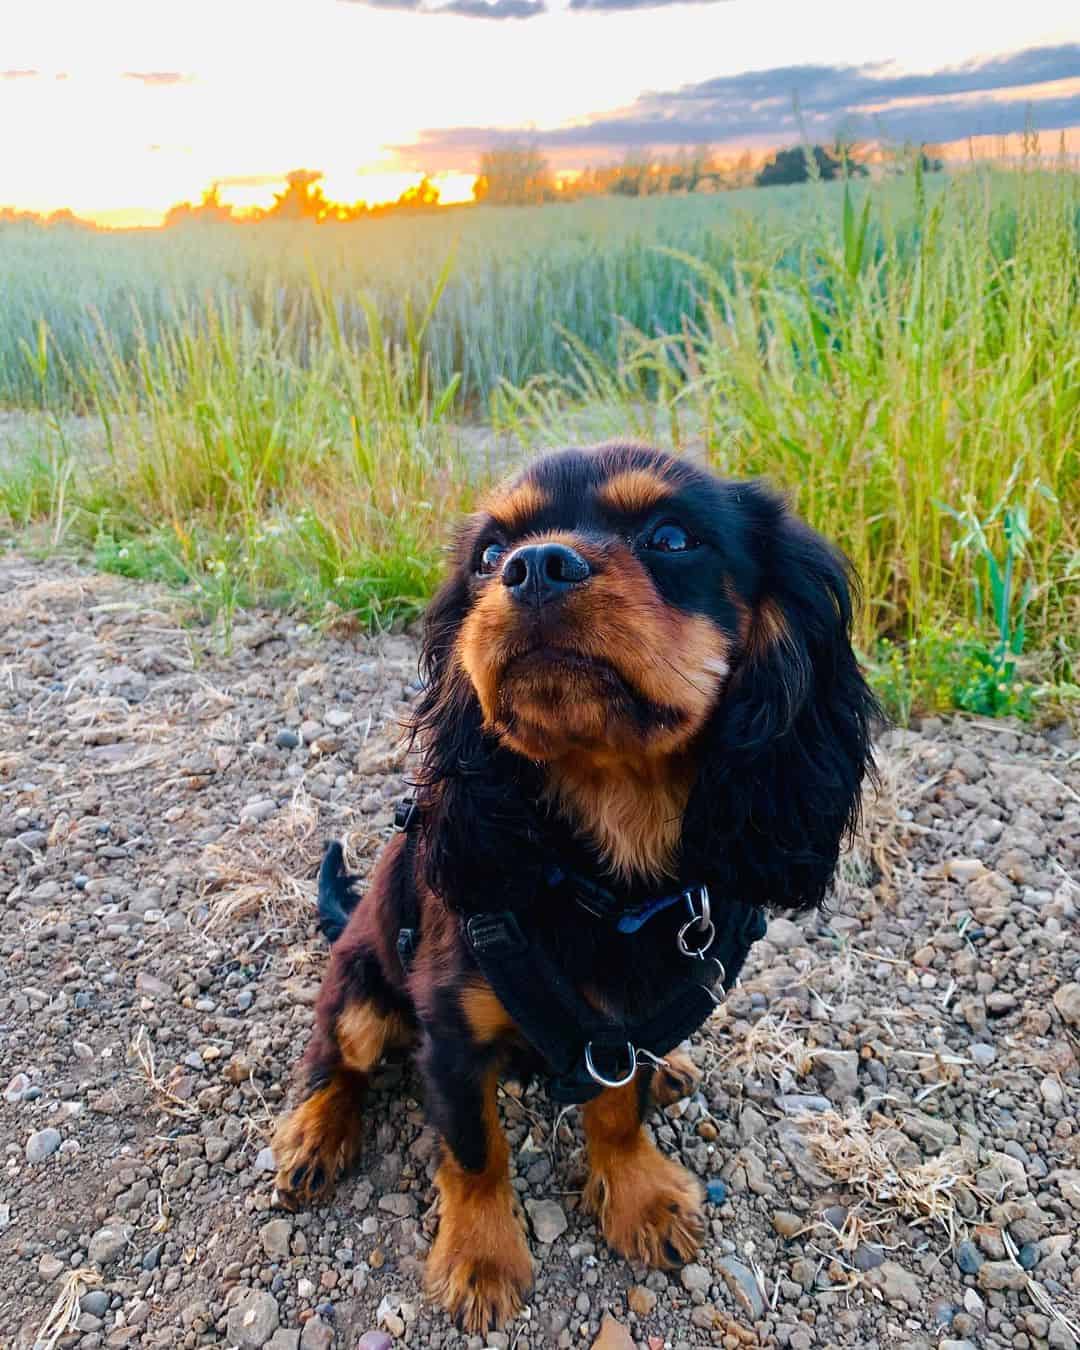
[{"xmin": 485, "ymin": 647, "xmax": 673, "ymax": 761}]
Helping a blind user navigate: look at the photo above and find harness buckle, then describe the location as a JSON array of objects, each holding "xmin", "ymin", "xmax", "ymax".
[
  {"xmin": 677, "ymin": 885, "xmax": 715, "ymax": 959},
  {"xmin": 393, "ymin": 798, "xmax": 417, "ymax": 833},
  {"xmin": 465, "ymin": 911, "xmax": 528, "ymax": 958},
  {"xmin": 584, "ymin": 1041, "xmax": 638, "ymax": 1089}
]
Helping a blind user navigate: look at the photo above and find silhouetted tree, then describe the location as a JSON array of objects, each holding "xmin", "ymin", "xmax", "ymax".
[
  {"xmin": 755, "ymin": 144, "xmax": 866, "ymax": 187},
  {"xmin": 395, "ymin": 175, "xmax": 441, "ymax": 210},
  {"xmin": 163, "ymin": 185, "xmax": 234, "ymax": 227}
]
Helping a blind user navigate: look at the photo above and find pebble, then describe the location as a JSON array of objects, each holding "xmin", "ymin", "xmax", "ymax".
[
  {"xmin": 88, "ymin": 1224, "xmax": 130, "ymax": 1265},
  {"xmin": 377, "ymin": 1192, "xmax": 415, "ymax": 1218},
  {"xmin": 299, "ymin": 1316, "xmax": 334, "ymax": 1349},
  {"xmin": 5, "ymin": 1072, "xmax": 30, "ymax": 1103},
  {"xmin": 525, "ymin": 1198, "xmax": 568, "ymax": 1244},
  {"xmin": 260, "ymin": 1218, "xmax": 293, "ymax": 1258},
  {"xmin": 877, "ymin": 1261, "xmax": 921, "ymax": 1307},
  {"xmin": 766, "ymin": 917, "xmax": 803, "ymax": 950},
  {"xmin": 955, "ymin": 1240, "xmax": 983, "ymax": 1274},
  {"xmin": 977, "ymin": 1261, "xmax": 1028, "ymax": 1292},
  {"xmin": 275, "ymin": 728, "xmax": 300, "ymax": 750},
  {"xmin": 969, "ymin": 1042, "xmax": 997, "ymax": 1068},
  {"xmin": 25, "ymin": 1128, "xmax": 62, "ymax": 1163},
  {"xmin": 680, "ymin": 1263, "xmax": 711, "ymax": 1294},
  {"xmin": 226, "ymin": 1289, "xmax": 281, "ymax": 1347},
  {"xmin": 627, "ymin": 1285, "xmax": 657, "ymax": 1316},
  {"xmin": 705, "ymin": 1179, "xmax": 727, "ymax": 1205},
  {"xmin": 592, "ymin": 1316, "xmax": 635, "ymax": 1350},
  {"xmin": 1053, "ymin": 982, "xmax": 1080, "ymax": 1026},
  {"xmin": 356, "ymin": 1336, "xmax": 393, "ymax": 1350}
]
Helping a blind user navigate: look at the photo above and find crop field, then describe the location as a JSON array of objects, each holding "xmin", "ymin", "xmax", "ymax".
[{"xmin": 1, "ymin": 162, "xmax": 1077, "ymax": 720}]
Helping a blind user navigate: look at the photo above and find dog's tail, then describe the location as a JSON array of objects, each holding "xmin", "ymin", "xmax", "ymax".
[{"xmin": 317, "ymin": 840, "xmax": 362, "ymax": 944}]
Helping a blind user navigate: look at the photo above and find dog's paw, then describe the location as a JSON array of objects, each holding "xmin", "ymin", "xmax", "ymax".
[
  {"xmin": 271, "ymin": 1082, "xmax": 364, "ymax": 1209},
  {"xmin": 425, "ymin": 1190, "xmax": 533, "ymax": 1332},
  {"xmin": 651, "ymin": 1049, "xmax": 702, "ymax": 1107},
  {"xmin": 586, "ymin": 1144, "xmax": 704, "ymax": 1268}
]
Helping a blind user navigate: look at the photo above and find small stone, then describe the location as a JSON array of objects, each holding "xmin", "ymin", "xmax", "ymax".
[
  {"xmin": 940, "ymin": 1341, "xmax": 978, "ymax": 1350},
  {"xmin": 377, "ymin": 1192, "xmax": 416, "ymax": 1219},
  {"xmin": 88, "ymin": 1224, "xmax": 131, "ymax": 1266},
  {"xmin": 853, "ymin": 1244, "xmax": 884, "ymax": 1272},
  {"xmin": 716, "ymin": 1256, "xmax": 765, "ymax": 1319},
  {"xmin": 680, "ymin": 1263, "xmax": 711, "ymax": 1294},
  {"xmin": 627, "ymin": 1285, "xmax": 657, "ymax": 1316},
  {"xmin": 525, "ymin": 1199, "xmax": 568, "ymax": 1244},
  {"xmin": 134, "ymin": 972, "xmax": 170, "ymax": 999},
  {"xmin": 206, "ymin": 1137, "xmax": 231, "ymax": 1164},
  {"xmin": 955, "ymin": 1240, "xmax": 983, "ymax": 1274},
  {"xmin": 275, "ymin": 729, "xmax": 301, "ymax": 750},
  {"xmin": 945, "ymin": 858, "xmax": 988, "ymax": 883},
  {"xmin": 1040, "ymin": 1076, "xmax": 1064, "ymax": 1109},
  {"xmin": 226, "ymin": 1290, "xmax": 281, "ymax": 1347},
  {"xmin": 1052, "ymin": 982, "xmax": 1080, "ymax": 1026},
  {"xmin": 592, "ymin": 1316, "xmax": 635, "ymax": 1350},
  {"xmin": 986, "ymin": 991, "xmax": 1018, "ymax": 1016},
  {"xmin": 356, "ymin": 1336, "xmax": 393, "ymax": 1350},
  {"xmin": 773, "ymin": 1211, "xmax": 803, "ymax": 1238},
  {"xmin": 254, "ymin": 1147, "xmax": 276, "ymax": 1174},
  {"xmin": 969, "ymin": 1043, "xmax": 997, "ymax": 1068},
  {"xmin": 299, "ymin": 1316, "xmax": 334, "ymax": 1349},
  {"xmin": 5, "ymin": 1072, "xmax": 30, "ymax": 1103},
  {"xmin": 142, "ymin": 1244, "xmax": 162, "ymax": 1271},
  {"xmin": 766, "ymin": 917, "xmax": 803, "ymax": 950},
  {"xmin": 81, "ymin": 1291, "xmax": 110, "ymax": 1317},
  {"xmin": 705, "ymin": 1180, "xmax": 727, "ymax": 1206},
  {"xmin": 267, "ymin": 1333, "xmax": 301, "ymax": 1350},
  {"xmin": 25, "ymin": 1128, "xmax": 62, "ymax": 1163},
  {"xmin": 297, "ymin": 1278, "xmax": 316, "ymax": 1299},
  {"xmin": 813, "ymin": 1050, "xmax": 859, "ymax": 1101},
  {"xmin": 977, "ymin": 1261, "xmax": 1028, "ymax": 1292},
  {"xmin": 260, "ymin": 1218, "xmax": 293, "ymax": 1259},
  {"xmin": 877, "ymin": 1260, "xmax": 920, "ymax": 1307},
  {"xmin": 38, "ymin": 1253, "xmax": 65, "ymax": 1279},
  {"xmin": 240, "ymin": 797, "xmax": 278, "ymax": 824},
  {"xmin": 1017, "ymin": 1243, "xmax": 1039, "ymax": 1270}
]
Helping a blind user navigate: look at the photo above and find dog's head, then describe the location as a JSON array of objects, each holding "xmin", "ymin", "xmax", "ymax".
[{"xmin": 414, "ymin": 444, "xmax": 878, "ymax": 911}]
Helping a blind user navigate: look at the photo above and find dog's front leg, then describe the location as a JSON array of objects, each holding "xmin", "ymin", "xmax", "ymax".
[
  {"xmin": 584, "ymin": 1073, "xmax": 704, "ymax": 1267},
  {"xmin": 421, "ymin": 1034, "xmax": 533, "ymax": 1333}
]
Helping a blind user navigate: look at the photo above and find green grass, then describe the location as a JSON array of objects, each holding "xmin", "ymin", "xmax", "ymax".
[{"xmin": 1, "ymin": 160, "xmax": 1077, "ymax": 716}]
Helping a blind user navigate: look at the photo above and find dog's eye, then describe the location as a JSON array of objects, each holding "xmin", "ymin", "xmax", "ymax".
[
  {"xmin": 646, "ymin": 521, "xmax": 696, "ymax": 553},
  {"xmin": 477, "ymin": 543, "xmax": 505, "ymax": 575}
]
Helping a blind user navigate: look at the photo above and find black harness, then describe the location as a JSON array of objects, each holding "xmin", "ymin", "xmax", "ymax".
[{"xmin": 390, "ymin": 797, "xmax": 765, "ymax": 1104}]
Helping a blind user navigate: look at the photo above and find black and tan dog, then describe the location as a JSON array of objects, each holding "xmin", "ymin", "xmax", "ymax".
[{"xmin": 272, "ymin": 443, "xmax": 877, "ymax": 1331}]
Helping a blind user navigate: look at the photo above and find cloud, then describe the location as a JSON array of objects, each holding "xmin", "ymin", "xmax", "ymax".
[
  {"xmin": 398, "ymin": 43, "xmax": 1080, "ymax": 163},
  {"xmin": 1, "ymin": 69, "xmax": 39, "ymax": 80},
  {"xmin": 348, "ymin": 0, "xmax": 545, "ymax": 14},
  {"xmin": 122, "ymin": 71, "xmax": 192, "ymax": 86},
  {"xmin": 570, "ymin": 0, "xmax": 728, "ymax": 10}
]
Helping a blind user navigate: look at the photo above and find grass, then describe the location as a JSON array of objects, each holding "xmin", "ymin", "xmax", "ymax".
[{"xmin": 1, "ymin": 158, "xmax": 1078, "ymax": 719}]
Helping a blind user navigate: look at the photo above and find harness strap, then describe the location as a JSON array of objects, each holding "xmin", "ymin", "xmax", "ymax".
[{"xmin": 465, "ymin": 899, "xmax": 765, "ymax": 1103}]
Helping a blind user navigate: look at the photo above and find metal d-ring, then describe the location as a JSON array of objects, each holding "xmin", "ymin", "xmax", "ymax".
[
  {"xmin": 678, "ymin": 886, "xmax": 715, "ymax": 959},
  {"xmin": 584, "ymin": 1040, "xmax": 638, "ymax": 1089}
]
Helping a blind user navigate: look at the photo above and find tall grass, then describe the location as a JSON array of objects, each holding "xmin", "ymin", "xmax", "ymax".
[
  {"xmin": 497, "ymin": 164, "xmax": 1080, "ymax": 701},
  {"xmin": 0, "ymin": 163, "xmax": 1077, "ymax": 712}
]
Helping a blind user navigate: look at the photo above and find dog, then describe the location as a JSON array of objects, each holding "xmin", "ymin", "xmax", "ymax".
[{"xmin": 272, "ymin": 443, "xmax": 877, "ymax": 1332}]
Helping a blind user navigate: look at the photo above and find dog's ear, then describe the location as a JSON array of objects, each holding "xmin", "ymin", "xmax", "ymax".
[
  {"xmin": 409, "ymin": 555, "xmax": 542, "ymax": 911},
  {"xmin": 681, "ymin": 483, "xmax": 879, "ymax": 913}
]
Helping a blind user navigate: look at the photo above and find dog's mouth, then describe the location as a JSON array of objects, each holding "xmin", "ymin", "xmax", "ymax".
[{"xmin": 501, "ymin": 643, "xmax": 628, "ymax": 691}]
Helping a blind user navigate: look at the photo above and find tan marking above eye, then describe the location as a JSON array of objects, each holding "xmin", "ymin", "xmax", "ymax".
[
  {"xmin": 596, "ymin": 469, "xmax": 673, "ymax": 519},
  {"xmin": 480, "ymin": 480, "xmax": 550, "ymax": 534}
]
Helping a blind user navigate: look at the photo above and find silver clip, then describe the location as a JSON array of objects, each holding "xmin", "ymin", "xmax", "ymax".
[
  {"xmin": 584, "ymin": 1040, "xmax": 638, "ymax": 1089},
  {"xmin": 677, "ymin": 884, "xmax": 714, "ymax": 959}
]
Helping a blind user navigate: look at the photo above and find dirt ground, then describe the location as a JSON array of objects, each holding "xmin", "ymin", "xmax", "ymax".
[{"xmin": 2, "ymin": 552, "xmax": 1078, "ymax": 1350}]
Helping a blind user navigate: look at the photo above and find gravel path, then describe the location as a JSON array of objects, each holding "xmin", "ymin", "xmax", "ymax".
[{"xmin": 2, "ymin": 554, "xmax": 1078, "ymax": 1350}]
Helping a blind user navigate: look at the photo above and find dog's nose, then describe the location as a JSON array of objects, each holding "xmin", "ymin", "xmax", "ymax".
[{"xmin": 501, "ymin": 542, "xmax": 591, "ymax": 605}]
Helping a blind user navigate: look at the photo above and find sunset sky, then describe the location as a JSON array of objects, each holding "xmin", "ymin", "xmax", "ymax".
[{"xmin": 3, "ymin": 0, "xmax": 1078, "ymax": 227}]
